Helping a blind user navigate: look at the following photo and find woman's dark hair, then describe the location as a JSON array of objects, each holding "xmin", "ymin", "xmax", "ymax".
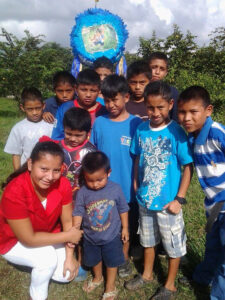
[
  {"xmin": 63, "ymin": 107, "xmax": 91, "ymax": 132},
  {"xmin": 2, "ymin": 141, "xmax": 64, "ymax": 189}
]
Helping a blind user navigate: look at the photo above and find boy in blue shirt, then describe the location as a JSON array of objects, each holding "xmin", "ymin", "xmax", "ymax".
[
  {"xmin": 73, "ymin": 151, "xmax": 129, "ymax": 300},
  {"xmin": 52, "ymin": 69, "xmax": 107, "ymax": 140},
  {"xmin": 126, "ymin": 81, "xmax": 193, "ymax": 300},
  {"xmin": 43, "ymin": 71, "xmax": 76, "ymax": 124},
  {"xmin": 178, "ymin": 86, "xmax": 225, "ymax": 300},
  {"xmin": 90, "ymin": 74, "xmax": 142, "ymax": 277}
]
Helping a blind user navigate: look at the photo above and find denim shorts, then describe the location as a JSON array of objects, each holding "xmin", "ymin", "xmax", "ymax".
[
  {"xmin": 83, "ymin": 235, "xmax": 125, "ymax": 268},
  {"xmin": 138, "ymin": 205, "xmax": 187, "ymax": 258}
]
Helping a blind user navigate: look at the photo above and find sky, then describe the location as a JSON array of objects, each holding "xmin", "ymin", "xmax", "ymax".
[{"xmin": 0, "ymin": 0, "xmax": 225, "ymax": 53}]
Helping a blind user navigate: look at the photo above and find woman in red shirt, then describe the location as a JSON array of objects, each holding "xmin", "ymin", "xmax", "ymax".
[{"xmin": 0, "ymin": 141, "xmax": 83, "ymax": 300}]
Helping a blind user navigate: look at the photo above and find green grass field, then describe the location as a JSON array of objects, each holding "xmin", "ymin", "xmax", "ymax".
[{"xmin": 0, "ymin": 97, "xmax": 221, "ymax": 300}]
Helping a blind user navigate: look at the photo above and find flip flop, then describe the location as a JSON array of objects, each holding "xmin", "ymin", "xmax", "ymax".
[
  {"xmin": 102, "ymin": 288, "xmax": 118, "ymax": 300},
  {"xmin": 82, "ymin": 277, "xmax": 103, "ymax": 293}
]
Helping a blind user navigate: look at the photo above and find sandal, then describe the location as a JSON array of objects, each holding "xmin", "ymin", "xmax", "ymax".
[
  {"xmin": 150, "ymin": 286, "xmax": 177, "ymax": 300},
  {"xmin": 125, "ymin": 273, "xmax": 153, "ymax": 290},
  {"xmin": 102, "ymin": 288, "xmax": 118, "ymax": 300},
  {"xmin": 82, "ymin": 277, "xmax": 103, "ymax": 293}
]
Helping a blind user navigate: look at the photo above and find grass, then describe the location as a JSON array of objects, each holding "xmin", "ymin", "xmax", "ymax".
[{"xmin": 0, "ymin": 97, "xmax": 223, "ymax": 300}]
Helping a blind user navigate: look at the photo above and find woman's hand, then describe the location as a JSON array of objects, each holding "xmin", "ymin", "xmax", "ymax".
[
  {"xmin": 67, "ymin": 227, "xmax": 83, "ymax": 244},
  {"xmin": 63, "ymin": 256, "xmax": 80, "ymax": 281}
]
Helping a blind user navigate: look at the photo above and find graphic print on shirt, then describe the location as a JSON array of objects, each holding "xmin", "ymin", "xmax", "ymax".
[
  {"xmin": 121, "ymin": 136, "xmax": 131, "ymax": 146},
  {"xmin": 60, "ymin": 145, "xmax": 95, "ymax": 193},
  {"xmin": 87, "ymin": 199, "xmax": 115, "ymax": 232},
  {"xmin": 140, "ymin": 135, "xmax": 172, "ymax": 208}
]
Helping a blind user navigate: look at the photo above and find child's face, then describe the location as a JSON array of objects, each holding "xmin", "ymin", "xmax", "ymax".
[
  {"xmin": 128, "ymin": 73, "xmax": 150, "ymax": 101},
  {"xmin": 77, "ymin": 84, "xmax": 100, "ymax": 109},
  {"xmin": 104, "ymin": 93, "xmax": 129, "ymax": 119},
  {"xmin": 21, "ymin": 100, "xmax": 45, "ymax": 123},
  {"xmin": 84, "ymin": 168, "xmax": 110, "ymax": 190},
  {"xmin": 178, "ymin": 99, "xmax": 213, "ymax": 136},
  {"xmin": 149, "ymin": 59, "xmax": 168, "ymax": 82},
  {"xmin": 54, "ymin": 82, "xmax": 76, "ymax": 103},
  {"xmin": 64, "ymin": 127, "xmax": 88, "ymax": 148},
  {"xmin": 146, "ymin": 95, "xmax": 173, "ymax": 128},
  {"xmin": 28, "ymin": 154, "xmax": 62, "ymax": 192},
  {"xmin": 95, "ymin": 67, "xmax": 112, "ymax": 81}
]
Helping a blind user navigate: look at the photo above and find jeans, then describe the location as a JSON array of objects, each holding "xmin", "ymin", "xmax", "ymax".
[{"xmin": 193, "ymin": 213, "xmax": 225, "ymax": 300}]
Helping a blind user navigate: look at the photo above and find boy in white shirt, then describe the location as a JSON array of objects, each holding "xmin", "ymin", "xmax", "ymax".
[{"xmin": 4, "ymin": 87, "xmax": 53, "ymax": 170}]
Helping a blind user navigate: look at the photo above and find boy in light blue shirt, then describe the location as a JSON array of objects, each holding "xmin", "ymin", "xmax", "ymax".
[
  {"xmin": 126, "ymin": 81, "xmax": 193, "ymax": 300},
  {"xmin": 90, "ymin": 74, "xmax": 142, "ymax": 278}
]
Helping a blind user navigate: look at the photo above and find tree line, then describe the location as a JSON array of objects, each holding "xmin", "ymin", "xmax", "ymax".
[{"xmin": 0, "ymin": 25, "xmax": 224, "ymax": 115}]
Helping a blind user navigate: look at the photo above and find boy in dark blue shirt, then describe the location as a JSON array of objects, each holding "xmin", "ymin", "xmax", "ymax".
[
  {"xmin": 73, "ymin": 151, "xmax": 129, "ymax": 300},
  {"xmin": 43, "ymin": 71, "xmax": 76, "ymax": 124},
  {"xmin": 52, "ymin": 69, "xmax": 107, "ymax": 140}
]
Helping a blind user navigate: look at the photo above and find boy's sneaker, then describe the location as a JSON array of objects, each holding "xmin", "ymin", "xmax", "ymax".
[
  {"xmin": 125, "ymin": 274, "xmax": 153, "ymax": 290},
  {"xmin": 118, "ymin": 260, "xmax": 132, "ymax": 278}
]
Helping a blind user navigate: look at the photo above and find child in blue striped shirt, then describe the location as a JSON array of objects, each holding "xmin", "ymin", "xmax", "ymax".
[{"xmin": 178, "ymin": 85, "xmax": 225, "ymax": 300}]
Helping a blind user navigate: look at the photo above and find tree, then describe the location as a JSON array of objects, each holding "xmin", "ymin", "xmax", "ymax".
[{"xmin": 0, "ymin": 28, "xmax": 73, "ymax": 100}]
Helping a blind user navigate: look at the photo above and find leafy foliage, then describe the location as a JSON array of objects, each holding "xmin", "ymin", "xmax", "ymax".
[
  {"xmin": 137, "ymin": 24, "xmax": 225, "ymax": 115},
  {"xmin": 0, "ymin": 29, "xmax": 73, "ymax": 100}
]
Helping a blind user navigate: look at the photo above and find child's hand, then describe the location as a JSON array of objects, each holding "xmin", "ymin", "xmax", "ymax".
[
  {"xmin": 121, "ymin": 228, "xmax": 129, "ymax": 244},
  {"xmin": 43, "ymin": 112, "xmax": 55, "ymax": 123},
  {"xmin": 67, "ymin": 242, "xmax": 76, "ymax": 248},
  {"xmin": 164, "ymin": 200, "xmax": 181, "ymax": 214}
]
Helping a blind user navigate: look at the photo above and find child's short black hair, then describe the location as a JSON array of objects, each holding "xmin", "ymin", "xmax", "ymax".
[
  {"xmin": 76, "ymin": 69, "xmax": 101, "ymax": 88},
  {"xmin": 101, "ymin": 74, "xmax": 129, "ymax": 98},
  {"xmin": 21, "ymin": 87, "xmax": 43, "ymax": 105},
  {"xmin": 93, "ymin": 56, "xmax": 114, "ymax": 72},
  {"xmin": 127, "ymin": 60, "xmax": 152, "ymax": 81},
  {"xmin": 63, "ymin": 107, "xmax": 91, "ymax": 132},
  {"xmin": 53, "ymin": 71, "xmax": 76, "ymax": 89},
  {"xmin": 178, "ymin": 86, "xmax": 211, "ymax": 107},
  {"xmin": 82, "ymin": 151, "xmax": 111, "ymax": 174},
  {"xmin": 148, "ymin": 52, "xmax": 168, "ymax": 67},
  {"xmin": 144, "ymin": 81, "xmax": 172, "ymax": 102}
]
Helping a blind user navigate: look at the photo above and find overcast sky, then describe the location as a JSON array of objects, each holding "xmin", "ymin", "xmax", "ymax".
[{"xmin": 0, "ymin": 0, "xmax": 225, "ymax": 52}]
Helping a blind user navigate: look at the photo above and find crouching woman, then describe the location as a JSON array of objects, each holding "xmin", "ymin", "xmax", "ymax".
[{"xmin": 0, "ymin": 141, "xmax": 83, "ymax": 300}]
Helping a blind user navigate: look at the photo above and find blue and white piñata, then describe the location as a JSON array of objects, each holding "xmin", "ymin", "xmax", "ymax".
[{"xmin": 70, "ymin": 8, "xmax": 128, "ymax": 66}]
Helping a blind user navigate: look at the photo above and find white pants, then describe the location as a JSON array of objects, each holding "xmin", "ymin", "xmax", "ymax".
[{"xmin": 2, "ymin": 242, "xmax": 72, "ymax": 300}]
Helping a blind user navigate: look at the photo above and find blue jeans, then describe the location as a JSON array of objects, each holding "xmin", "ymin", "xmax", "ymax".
[{"xmin": 193, "ymin": 213, "xmax": 225, "ymax": 300}]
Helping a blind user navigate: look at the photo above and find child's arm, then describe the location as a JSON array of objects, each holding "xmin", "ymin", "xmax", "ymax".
[
  {"xmin": 120, "ymin": 212, "xmax": 129, "ymax": 243},
  {"xmin": 73, "ymin": 216, "xmax": 83, "ymax": 229},
  {"xmin": 164, "ymin": 163, "xmax": 193, "ymax": 214},
  {"xmin": 133, "ymin": 155, "xmax": 140, "ymax": 192},
  {"xmin": 12, "ymin": 154, "xmax": 21, "ymax": 171},
  {"xmin": 43, "ymin": 112, "xmax": 55, "ymax": 124}
]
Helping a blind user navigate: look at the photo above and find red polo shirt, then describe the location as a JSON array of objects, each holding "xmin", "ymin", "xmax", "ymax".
[{"xmin": 0, "ymin": 171, "xmax": 72, "ymax": 254}]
